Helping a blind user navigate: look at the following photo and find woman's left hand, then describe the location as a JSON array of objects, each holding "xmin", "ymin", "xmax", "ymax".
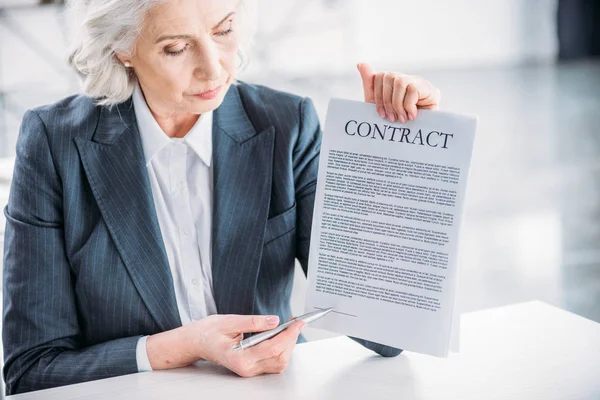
[{"xmin": 357, "ymin": 63, "xmax": 441, "ymax": 124}]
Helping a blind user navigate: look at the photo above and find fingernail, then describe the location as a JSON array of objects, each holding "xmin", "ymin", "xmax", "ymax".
[
  {"xmin": 267, "ymin": 316, "xmax": 279, "ymax": 325},
  {"xmin": 387, "ymin": 112, "xmax": 396, "ymax": 122},
  {"xmin": 378, "ymin": 108, "xmax": 386, "ymax": 118},
  {"xmin": 408, "ymin": 112, "xmax": 413, "ymax": 120},
  {"xmin": 399, "ymin": 115, "xmax": 406, "ymax": 124}
]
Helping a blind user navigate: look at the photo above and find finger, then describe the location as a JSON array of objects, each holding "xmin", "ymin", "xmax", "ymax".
[
  {"xmin": 374, "ymin": 73, "xmax": 385, "ymax": 119},
  {"xmin": 255, "ymin": 322, "xmax": 304, "ymax": 374},
  {"xmin": 256, "ymin": 345, "xmax": 293, "ymax": 374},
  {"xmin": 392, "ymin": 77, "xmax": 408, "ymax": 123},
  {"xmin": 255, "ymin": 340, "xmax": 295, "ymax": 374},
  {"xmin": 223, "ymin": 314, "xmax": 280, "ymax": 334},
  {"xmin": 357, "ymin": 63, "xmax": 376, "ymax": 103},
  {"xmin": 247, "ymin": 320, "xmax": 304, "ymax": 362},
  {"xmin": 416, "ymin": 90, "xmax": 441, "ymax": 110},
  {"xmin": 271, "ymin": 334, "xmax": 298, "ymax": 374},
  {"xmin": 416, "ymin": 80, "xmax": 441, "ymax": 109},
  {"xmin": 382, "ymin": 73, "xmax": 396, "ymax": 122},
  {"xmin": 404, "ymin": 84, "xmax": 419, "ymax": 120}
]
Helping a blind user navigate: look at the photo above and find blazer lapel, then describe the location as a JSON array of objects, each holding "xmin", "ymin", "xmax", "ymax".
[
  {"xmin": 74, "ymin": 99, "xmax": 181, "ymax": 332},
  {"xmin": 211, "ymin": 83, "xmax": 275, "ymax": 316}
]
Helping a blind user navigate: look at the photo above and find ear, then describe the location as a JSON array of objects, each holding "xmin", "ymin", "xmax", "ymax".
[{"xmin": 114, "ymin": 52, "xmax": 130, "ymax": 65}]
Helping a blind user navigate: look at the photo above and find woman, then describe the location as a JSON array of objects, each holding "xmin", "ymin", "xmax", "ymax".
[{"xmin": 2, "ymin": 0, "xmax": 441, "ymax": 395}]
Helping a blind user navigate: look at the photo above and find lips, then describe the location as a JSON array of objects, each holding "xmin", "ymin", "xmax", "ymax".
[{"xmin": 193, "ymin": 85, "xmax": 222, "ymax": 100}]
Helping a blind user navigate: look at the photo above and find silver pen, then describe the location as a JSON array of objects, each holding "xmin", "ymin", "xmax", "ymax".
[{"xmin": 232, "ymin": 307, "xmax": 333, "ymax": 351}]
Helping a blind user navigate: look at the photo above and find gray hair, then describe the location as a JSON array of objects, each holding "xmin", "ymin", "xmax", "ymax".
[{"xmin": 66, "ymin": 0, "xmax": 254, "ymax": 107}]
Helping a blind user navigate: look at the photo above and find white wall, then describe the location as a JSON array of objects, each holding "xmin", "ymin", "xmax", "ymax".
[
  {"xmin": 354, "ymin": 0, "xmax": 558, "ymax": 70},
  {"xmin": 246, "ymin": 0, "xmax": 558, "ymax": 78}
]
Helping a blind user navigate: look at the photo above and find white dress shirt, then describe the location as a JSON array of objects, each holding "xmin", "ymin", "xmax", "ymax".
[{"xmin": 132, "ymin": 83, "xmax": 218, "ymax": 372}]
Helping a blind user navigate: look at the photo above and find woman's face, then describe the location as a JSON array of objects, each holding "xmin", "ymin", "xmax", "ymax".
[{"xmin": 125, "ymin": 0, "xmax": 240, "ymax": 117}]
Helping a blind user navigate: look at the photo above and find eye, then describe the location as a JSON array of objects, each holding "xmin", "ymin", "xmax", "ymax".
[
  {"xmin": 164, "ymin": 44, "xmax": 189, "ymax": 57},
  {"xmin": 214, "ymin": 20, "xmax": 234, "ymax": 37}
]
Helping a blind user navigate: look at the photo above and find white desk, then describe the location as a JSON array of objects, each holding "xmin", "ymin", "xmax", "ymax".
[{"xmin": 8, "ymin": 301, "xmax": 600, "ymax": 399}]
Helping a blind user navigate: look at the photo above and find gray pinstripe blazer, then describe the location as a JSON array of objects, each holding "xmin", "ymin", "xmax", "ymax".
[{"xmin": 2, "ymin": 81, "xmax": 401, "ymax": 395}]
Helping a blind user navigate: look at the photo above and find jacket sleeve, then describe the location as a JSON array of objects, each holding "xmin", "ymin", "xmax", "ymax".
[
  {"xmin": 293, "ymin": 97, "xmax": 403, "ymax": 358},
  {"xmin": 2, "ymin": 110, "xmax": 141, "ymax": 395}
]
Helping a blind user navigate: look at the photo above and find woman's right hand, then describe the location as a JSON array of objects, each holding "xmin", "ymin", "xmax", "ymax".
[{"xmin": 146, "ymin": 314, "xmax": 306, "ymax": 377}]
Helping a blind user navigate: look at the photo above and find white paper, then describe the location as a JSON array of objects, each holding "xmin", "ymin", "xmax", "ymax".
[{"xmin": 304, "ymin": 98, "xmax": 477, "ymax": 357}]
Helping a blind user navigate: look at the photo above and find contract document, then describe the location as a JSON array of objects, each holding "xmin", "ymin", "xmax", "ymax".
[{"xmin": 304, "ymin": 99, "xmax": 477, "ymax": 357}]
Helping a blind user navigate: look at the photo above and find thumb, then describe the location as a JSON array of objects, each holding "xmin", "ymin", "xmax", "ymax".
[
  {"xmin": 357, "ymin": 62, "xmax": 376, "ymax": 103},
  {"xmin": 223, "ymin": 314, "xmax": 280, "ymax": 333}
]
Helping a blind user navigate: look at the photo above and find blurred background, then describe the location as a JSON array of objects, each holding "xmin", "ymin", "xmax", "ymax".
[{"xmin": 0, "ymin": 0, "xmax": 599, "ymax": 351}]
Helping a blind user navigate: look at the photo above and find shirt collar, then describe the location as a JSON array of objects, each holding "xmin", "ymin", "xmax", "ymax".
[{"xmin": 132, "ymin": 82, "xmax": 213, "ymax": 167}]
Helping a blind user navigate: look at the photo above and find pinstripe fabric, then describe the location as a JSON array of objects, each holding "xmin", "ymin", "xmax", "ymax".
[{"xmin": 2, "ymin": 81, "xmax": 400, "ymax": 396}]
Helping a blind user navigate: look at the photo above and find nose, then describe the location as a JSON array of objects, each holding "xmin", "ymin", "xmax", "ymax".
[{"xmin": 193, "ymin": 40, "xmax": 222, "ymax": 82}]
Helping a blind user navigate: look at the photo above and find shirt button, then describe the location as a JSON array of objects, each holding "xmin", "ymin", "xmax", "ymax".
[
  {"xmin": 192, "ymin": 278, "xmax": 199, "ymax": 286},
  {"xmin": 183, "ymin": 228, "xmax": 190, "ymax": 236}
]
